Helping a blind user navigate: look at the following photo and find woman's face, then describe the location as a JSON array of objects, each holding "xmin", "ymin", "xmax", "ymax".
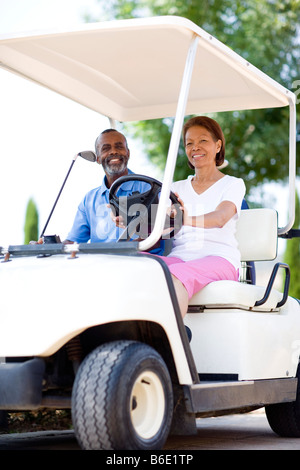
[{"xmin": 184, "ymin": 126, "xmax": 221, "ymax": 170}]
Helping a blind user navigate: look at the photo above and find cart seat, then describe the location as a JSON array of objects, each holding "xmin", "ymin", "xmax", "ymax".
[
  {"xmin": 188, "ymin": 279, "xmax": 282, "ymax": 312},
  {"xmin": 188, "ymin": 208, "xmax": 287, "ymax": 312}
]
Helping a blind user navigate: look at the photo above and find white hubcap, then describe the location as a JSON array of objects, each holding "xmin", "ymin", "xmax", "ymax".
[{"xmin": 130, "ymin": 370, "xmax": 165, "ymax": 439}]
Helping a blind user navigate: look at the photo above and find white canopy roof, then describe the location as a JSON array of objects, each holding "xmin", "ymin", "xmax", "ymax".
[
  {"xmin": 0, "ymin": 16, "xmax": 296, "ymax": 238},
  {"xmin": 0, "ymin": 16, "xmax": 294, "ymax": 122}
]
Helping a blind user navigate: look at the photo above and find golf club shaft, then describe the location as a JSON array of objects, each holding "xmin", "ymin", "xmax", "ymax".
[{"xmin": 40, "ymin": 157, "xmax": 77, "ymax": 238}]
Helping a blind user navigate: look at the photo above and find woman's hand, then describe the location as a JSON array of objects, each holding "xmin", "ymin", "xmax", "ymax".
[{"xmin": 173, "ymin": 193, "xmax": 191, "ymax": 226}]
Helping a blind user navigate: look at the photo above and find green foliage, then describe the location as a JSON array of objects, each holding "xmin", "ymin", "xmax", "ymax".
[
  {"xmin": 89, "ymin": 0, "xmax": 300, "ymax": 195},
  {"xmin": 283, "ymin": 191, "xmax": 300, "ymax": 299},
  {"xmin": 24, "ymin": 198, "xmax": 39, "ymax": 244}
]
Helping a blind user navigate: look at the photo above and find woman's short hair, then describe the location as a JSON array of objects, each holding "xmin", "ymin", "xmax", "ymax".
[{"xmin": 182, "ymin": 116, "xmax": 225, "ymax": 168}]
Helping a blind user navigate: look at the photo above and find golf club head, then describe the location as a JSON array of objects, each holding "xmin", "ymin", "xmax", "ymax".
[{"xmin": 78, "ymin": 151, "xmax": 96, "ymax": 162}]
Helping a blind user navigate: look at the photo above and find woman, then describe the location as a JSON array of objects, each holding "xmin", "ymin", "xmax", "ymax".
[{"xmin": 161, "ymin": 116, "xmax": 245, "ymax": 318}]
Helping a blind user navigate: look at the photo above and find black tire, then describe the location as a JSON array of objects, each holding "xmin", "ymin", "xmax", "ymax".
[
  {"xmin": 265, "ymin": 365, "xmax": 300, "ymax": 437},
  {"xmin": 71, "ymin": 340, "xmax": 174, "ymax": 450},
  {"xmin": 0, "ymin": 411, "xmax": 8, "ymax": 431}
]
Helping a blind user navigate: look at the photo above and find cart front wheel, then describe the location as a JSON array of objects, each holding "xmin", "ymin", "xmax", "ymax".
[{"xmin": 71, "ymin": 340, "xmax": 174, "ymax": 450}]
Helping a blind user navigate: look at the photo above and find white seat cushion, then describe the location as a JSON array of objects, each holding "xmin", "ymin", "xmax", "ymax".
[{"xmin": 188, "ymin": 280, "xmax": 282, "ymax": 311}]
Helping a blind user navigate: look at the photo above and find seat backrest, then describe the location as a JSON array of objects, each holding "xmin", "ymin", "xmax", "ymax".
[{"xmin": 236, "ymin": 208, "xmax": 278, "ymax": 261}]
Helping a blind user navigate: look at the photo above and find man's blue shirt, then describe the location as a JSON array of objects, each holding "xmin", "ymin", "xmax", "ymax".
[{"xmin": 67, "ymin": 171, "xmax": 164, "ymax": 254}]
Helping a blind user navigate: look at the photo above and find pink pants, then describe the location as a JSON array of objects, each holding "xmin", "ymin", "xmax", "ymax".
[{"xmin": 156, "ymin": 255, "xmax": 238, "ymax": 299}]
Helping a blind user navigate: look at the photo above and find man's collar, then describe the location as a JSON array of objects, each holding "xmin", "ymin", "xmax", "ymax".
[{"xmin": 100, "ymin": 169, "xmax": 134, "ymax": 194}]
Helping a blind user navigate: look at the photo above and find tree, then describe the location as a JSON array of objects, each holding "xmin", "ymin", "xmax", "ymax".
[
  {"xmin": 24, "ymin": 198, "xmax": 39, "ymax": 244},
  {"xmin": 86, "ymin": 0, "xmax": 300, "ymax": 195},
  {"xmin": 283, "ymin": 191, "xmax": 300, "ymax": 298}
]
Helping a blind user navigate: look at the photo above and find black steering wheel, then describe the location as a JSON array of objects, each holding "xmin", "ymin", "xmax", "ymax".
[{"xmin": 109, "ymin": 174, "xmax": 183, "ymax": 241}]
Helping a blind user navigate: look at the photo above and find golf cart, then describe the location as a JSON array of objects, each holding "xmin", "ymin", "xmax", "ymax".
[{"xmin": 0, "ymin": 16, "xmax": 299, "ymax": 450}]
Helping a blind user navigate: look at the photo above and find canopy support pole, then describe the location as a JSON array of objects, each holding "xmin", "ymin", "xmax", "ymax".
[
  {"xmin": 278, "ymin": 97, "xmax": 297, "ymax": 236},
  {"xmin": 139, "ymin": 34, "xmax": 199, "ymax": 251}
]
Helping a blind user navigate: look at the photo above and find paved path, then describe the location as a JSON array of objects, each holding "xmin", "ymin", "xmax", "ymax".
[
  {"xmin": 0, "ymin": 410, "xmax": 299, "ymax": 450},
  {"xmin": 165, "ymin": 410, "xmax": 300, "ymax": 450}
]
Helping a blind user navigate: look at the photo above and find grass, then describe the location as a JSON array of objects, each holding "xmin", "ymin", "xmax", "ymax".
[{"xmin": 0, "ymin": 410, "xmax": 72, "ymax": 434}]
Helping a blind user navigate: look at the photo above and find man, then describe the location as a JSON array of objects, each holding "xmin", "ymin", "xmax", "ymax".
[{"xmin": 65, "ymin": 129, "xmax": 164, "ymax": 253}]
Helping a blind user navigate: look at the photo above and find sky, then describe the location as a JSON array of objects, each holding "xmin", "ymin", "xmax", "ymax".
[
  {"xmin": 0, "ymin": 0, "xmax": 293, "ymax": 254},
  {"xmin": 0, "ymin": 0, "xmax": 160, "ymax": 246}
]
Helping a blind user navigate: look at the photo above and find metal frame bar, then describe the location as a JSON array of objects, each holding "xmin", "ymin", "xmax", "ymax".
[
  {"xmin": 185, "ymin": 378, "xmax": 297, "ymax": 415},
  {"xmin": 278, "ymin": 96, "xmax": 297, "ymax": 236},
  {"xmin": 254, "ymin": 262, "xmax": 290, "ymax": 307},
  {"xmin": 138, "ymin": 34, "xmax": 199, "ymax": 252}
]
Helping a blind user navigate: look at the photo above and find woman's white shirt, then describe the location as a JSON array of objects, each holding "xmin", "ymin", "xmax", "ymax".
[{"xmin": 170, "ymin": 174, "xmax": 246, "ymax": 269}]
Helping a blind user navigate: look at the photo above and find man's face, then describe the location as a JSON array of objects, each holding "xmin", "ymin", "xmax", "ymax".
[{"xmin": 96, "ymin": 131, "xmax": 130, "ymax": 176}]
